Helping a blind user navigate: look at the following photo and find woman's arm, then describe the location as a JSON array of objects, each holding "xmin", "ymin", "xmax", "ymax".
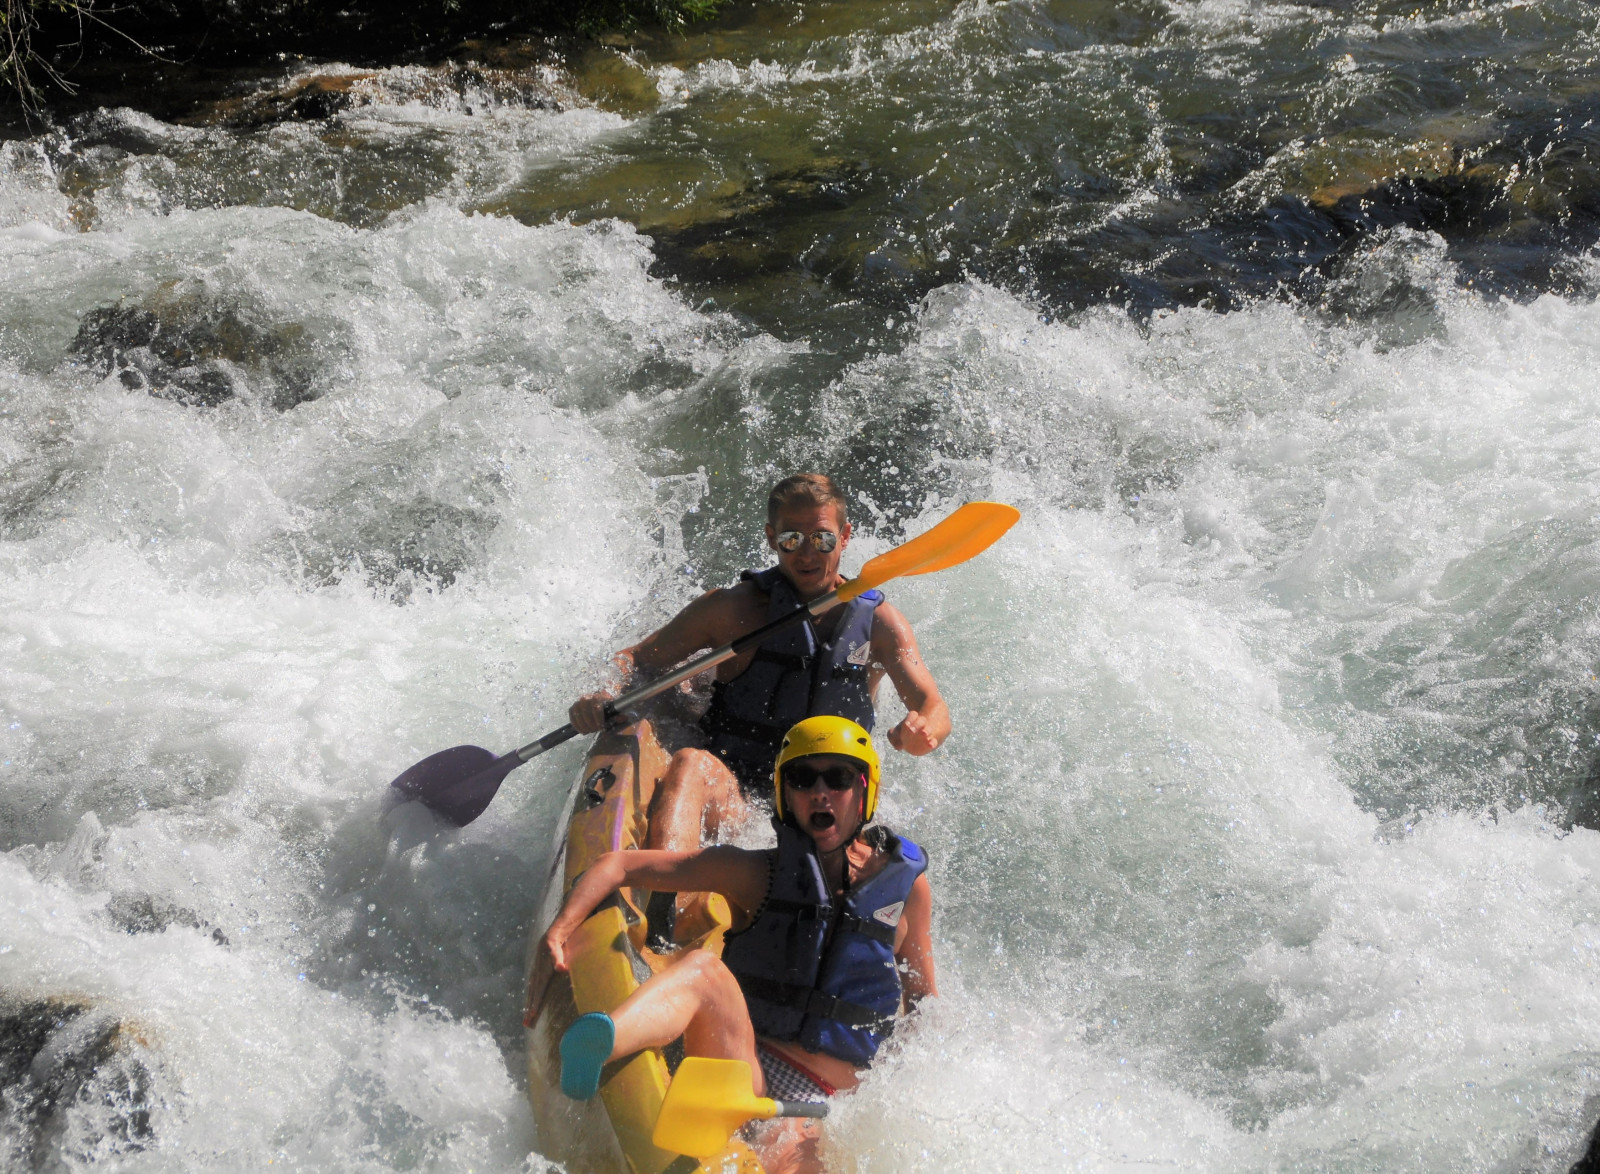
[
  {"xmin": 894, "ymin": 873, "xmax": 938, "ymax": 1010},
  {"xmin": 542, "ymin": 846, "xmax": 768, "ymax": 972}
]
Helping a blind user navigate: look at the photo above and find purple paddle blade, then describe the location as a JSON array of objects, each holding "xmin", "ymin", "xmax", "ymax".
[{"xmin": 389, "ymin": 744, "xmax": 521, "ymax": 826}]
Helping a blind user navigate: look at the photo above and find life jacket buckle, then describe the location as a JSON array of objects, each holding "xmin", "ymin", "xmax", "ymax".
[{"xmin": 807, "ymin": 991, "xmax": 844, "ymax": 1020}]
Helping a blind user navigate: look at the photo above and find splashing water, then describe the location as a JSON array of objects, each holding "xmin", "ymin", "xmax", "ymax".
[{"xmin": 5, "ymin": 1, "xmax": 1600, "ymax": 1170}]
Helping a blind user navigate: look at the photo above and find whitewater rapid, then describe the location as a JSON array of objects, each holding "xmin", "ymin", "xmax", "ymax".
[{"xmin": 5, "ymin": 2, "xmax": 1600, "ymax": 1169}]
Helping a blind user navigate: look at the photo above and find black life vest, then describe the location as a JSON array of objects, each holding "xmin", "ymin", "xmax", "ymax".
[
  {"xmin": 722, "ymin": 820, "xmax": 927, "ymax": 1067},
  {"xmin": 701, "ymin": 567, "xmax": 882, "ymax": 785}
]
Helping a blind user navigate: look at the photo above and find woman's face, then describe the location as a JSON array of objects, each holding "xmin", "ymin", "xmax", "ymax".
[{"xmin": 782, "ymin": 754, "xmax": 866, "ymax": 854}]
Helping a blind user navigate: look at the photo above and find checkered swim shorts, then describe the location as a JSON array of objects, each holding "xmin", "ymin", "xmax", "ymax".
[{"xmin": 756, "ymin": 1045, "xmax": 835, "ymax": 1104}]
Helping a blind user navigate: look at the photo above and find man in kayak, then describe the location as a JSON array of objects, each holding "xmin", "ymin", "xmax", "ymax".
[
  {"xmin": 568, "ymin": 474, "xmax": 950, "ymax": 865},
  {"xmin": 543, "ymin": 716, "xmax": 936, "ymax": 1174}
]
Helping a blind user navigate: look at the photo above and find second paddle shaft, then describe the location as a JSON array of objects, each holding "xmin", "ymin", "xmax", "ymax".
[
  {"xmin": 511, "ymin": 587, "xmax": 846, "ymax": 764},
  {"xmin": 768, "ymin": 1101, "xmax": 828, "ymax": 1120}
]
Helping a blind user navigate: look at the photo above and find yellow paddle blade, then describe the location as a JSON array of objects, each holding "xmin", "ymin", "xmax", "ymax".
[
  {"xmin": 652, "ymin": 1058, "xmax": 777, "ymax": 1159},
  {"xmin": 837, "ymin": 501, "xmax": 1021, "ymax": 602}
]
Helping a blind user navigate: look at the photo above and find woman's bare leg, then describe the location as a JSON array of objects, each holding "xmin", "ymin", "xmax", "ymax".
[
  {"xmin": 645, "ymin": 749, "xmax": 754, "ymax": 852},
  {"xmin": 606, "ymin": 951, "xmax": 825, "ymax": 1171},
  {"xmin": 604, "ymin": 948, "xmax": 763, "ymax": 1087}
]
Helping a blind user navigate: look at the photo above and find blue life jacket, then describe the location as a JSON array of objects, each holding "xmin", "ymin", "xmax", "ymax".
[
  {"xmin": 721, "ymin": 820, "xmax": 927, "ymax": 1067},
  {"xmin": 701, "ymin": 567, "xmax": 882, "ymax": 788}
]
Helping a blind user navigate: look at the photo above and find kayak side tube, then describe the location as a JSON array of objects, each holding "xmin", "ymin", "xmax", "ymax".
[{"xmin": 524, "ymin": 720, "xmax": 762, "ymax": 1174}]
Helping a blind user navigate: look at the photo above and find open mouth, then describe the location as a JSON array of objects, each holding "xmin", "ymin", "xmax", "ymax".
[{"xmin": 808, "ymin": 812, "xmax": 836, "ymax": 830}]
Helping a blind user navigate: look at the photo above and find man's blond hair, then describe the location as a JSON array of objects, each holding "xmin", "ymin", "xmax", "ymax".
[{"xmin": 766, "ymin": 474, "xmax": 848, "ymax": 525}]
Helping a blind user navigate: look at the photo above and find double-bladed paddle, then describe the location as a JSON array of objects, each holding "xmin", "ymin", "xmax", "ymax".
[
  {"xmin": 652, "ymin": 1057, "xmax": 827, "ymax": 1159},
  {"xmin": 389, "ymin": 500, "xmax": 1020, "ymax": 825}
]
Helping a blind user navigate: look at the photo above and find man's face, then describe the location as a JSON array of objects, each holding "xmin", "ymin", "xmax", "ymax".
[{"xmin": 766, "ymin": 502, "xmax": 850, "ymax": 600}]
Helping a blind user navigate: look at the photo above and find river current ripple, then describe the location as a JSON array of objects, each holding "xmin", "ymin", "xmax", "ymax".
[{"xmin": 3, "ymin": 0, "xmax": 1600, "ymax": 1170}]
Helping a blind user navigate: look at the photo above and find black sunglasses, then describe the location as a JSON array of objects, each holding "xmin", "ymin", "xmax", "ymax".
[{"xmin": 784, "ymin": 762, "xmax": 864, "ymax": 791}]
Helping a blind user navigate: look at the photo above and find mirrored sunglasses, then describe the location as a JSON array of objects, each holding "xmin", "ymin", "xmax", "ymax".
[{"xmin": 775, "ymin": 528, "xmax": 839, "ymax": 554}]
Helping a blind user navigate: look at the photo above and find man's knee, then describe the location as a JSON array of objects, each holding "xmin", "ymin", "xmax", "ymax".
[
  {"xmin": 670, "ymin": 747, "xmax": 721, "ymax": 776},
  {"xmin": 654, "ymin": 751, "xmax": 712, "ymax": 803},
  {"xmin": 667, "ymin": 749, "xmax": 738, "ymax": 798}
]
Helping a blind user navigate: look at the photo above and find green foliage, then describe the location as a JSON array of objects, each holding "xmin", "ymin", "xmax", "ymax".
[
  {"xmin": 3, "ymin": 0, "xmax": 85, "ymax": 114},
  {"xmin": 567, "ymin": 0, "xmax": 727, "ymax": 35}
]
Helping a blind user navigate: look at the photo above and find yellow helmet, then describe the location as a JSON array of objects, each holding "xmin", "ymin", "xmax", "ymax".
[{"xmin": 774, "ymin": 716, "xmax": 882, "ymax": 823}]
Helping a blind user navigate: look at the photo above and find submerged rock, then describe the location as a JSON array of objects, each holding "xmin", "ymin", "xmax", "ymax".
[
  {"xmin": 71, "ymin": 279, "xmax": 323, "ymax": 410},
  {"xmin": 0, "ymin": 997, "xmax": 155, "ymax": 1169},
  {"xmin": 106, "ymin": 893, "xmax": 231, "ymax": 946},
  {"xmin": 271, "ymin": 491, "xmax": 501, "ymax": 593},
  {"xmin": 231, "ymin": 72, "xmax": 380, "ymax": 125},
  {"xmin": 1316, "ymin": 227, "xmax": 1452, "ymax": 351},
  {"xmin": 1316, "ymin": 171, "xmax": 1513, "ymax": 241},
  {"xmin": 205, "ymin": 61, "xmax": 567, "ymax": 129},
  {"xmin": 1571, "ymin": 1113, "xmax": 1600, "ymax": 1174},
  {"xmin": 631, "ymin": 158, "xmax": 886, "ymax": 287}
]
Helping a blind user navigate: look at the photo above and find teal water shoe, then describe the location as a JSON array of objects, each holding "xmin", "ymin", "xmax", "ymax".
[{"xmin": 560, "ymin": 1012, "xmax": 616, "ymax": 1100}]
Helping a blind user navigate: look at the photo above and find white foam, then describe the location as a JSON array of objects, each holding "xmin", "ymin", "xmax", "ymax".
[
  {"xmin": 846, "ymin": 272, "xmax": 1600, "ymax": 1169},
  {"xmin": 0, "ymin": 140, "xmax": 73, "ymax": 234},
  {"xmin": 0, "ymin": 849, "xmax": 534, "ymax": 1172},
  {"xmin": 0, "ymin": 194, "xmax": 765, "ymax": 1169}
]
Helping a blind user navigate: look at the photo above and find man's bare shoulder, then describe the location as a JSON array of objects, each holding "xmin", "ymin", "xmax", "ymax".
[
  {"xmin": 718, "ymin": 578, "xmax": 768, "ymax": 605},
  {"xmin": 869, "ymin": 599, "xmax": 917, "ymax": 645},
  {"xmin": 686, "ymin": 578, "xmax": 769, "ymax": 638}
]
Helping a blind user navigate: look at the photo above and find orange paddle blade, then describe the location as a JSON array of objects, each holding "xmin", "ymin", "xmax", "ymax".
[{"xmin": 838, "ymin": 501, "xmax": 1020, "ymax": 601}]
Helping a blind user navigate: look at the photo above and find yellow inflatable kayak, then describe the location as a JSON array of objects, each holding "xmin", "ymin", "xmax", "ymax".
[{"xmin": 523, "ymin": 719, "xmax": 765, "ymax": 1174}]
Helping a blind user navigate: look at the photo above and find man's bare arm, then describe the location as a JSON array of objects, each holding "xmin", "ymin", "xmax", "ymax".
[
  {"xmin": 568, "ymin": 586, "xmax": 758, "ymax": 732},
  {"xmin": 871, "ymin": 602, "xmax": 951, "ymax": 755},
  {"xmin": 895, "ymin": 873, "xmax": 938, "ymax": 1009}
]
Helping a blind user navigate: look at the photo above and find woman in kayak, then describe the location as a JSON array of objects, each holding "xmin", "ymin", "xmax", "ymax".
[{"xmin": 541, "ymin": 715, "xmax": 937, "ymax": 1174}]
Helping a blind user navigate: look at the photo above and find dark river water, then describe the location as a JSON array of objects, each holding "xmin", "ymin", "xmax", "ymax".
[{"xmin": 4, "ymin": 0, "xmax": 1600, "ymax": 1170}]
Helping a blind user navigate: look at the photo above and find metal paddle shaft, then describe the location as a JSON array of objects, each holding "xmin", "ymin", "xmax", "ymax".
[
  {"xmin": 513, "ymin": 586, "xmax": 846, "ymax": 762},
  {"xmin": 389, "ymin": 501, "xmax": 1021, "ymax": 826},
  {"xmin": 389, "ymin": 589, "xmax": 844, "ymax": 825}
]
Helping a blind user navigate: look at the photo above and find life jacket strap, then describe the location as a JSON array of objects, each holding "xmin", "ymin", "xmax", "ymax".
[
  {"xmin": 833, "ymin": 910, "xmax": 896, "ymax": 946},
  {"xmin": 736, "ymin": 975, "xmax": 896, "ymax": 1033},
  {"xmin": 703, "ymin": 704, "xmax": 790, "ymax": 745},
  {"xmin": 764, "ymin": 897, "xmax": 831, "ymax": 921},
  {"xmin": 748, "ymin": 647, "xmax": 812, "ymax": 673}
]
